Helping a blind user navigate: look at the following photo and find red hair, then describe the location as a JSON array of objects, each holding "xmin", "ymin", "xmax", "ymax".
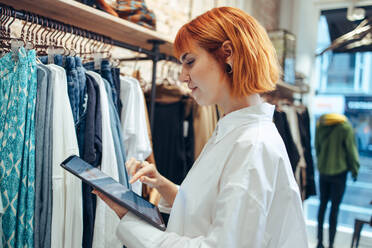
[{"xmin": 174, "ymin": 7, "xmax": 280, "ymax": 97}]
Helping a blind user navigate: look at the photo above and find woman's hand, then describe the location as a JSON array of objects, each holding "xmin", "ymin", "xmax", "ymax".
[
  {"xmin": 92, "ymin": 189, "xmax": 129, "ymax": 219},
  {"xmin": 126, "ymin": 158, "xmax": 163, "ymax": 189},
  {"xmin": 126, "ymin": 158, "xmax": 179, "ymax": 206}
]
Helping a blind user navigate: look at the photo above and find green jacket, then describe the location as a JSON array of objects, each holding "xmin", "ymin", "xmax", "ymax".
[{"xmin": 315, "ymin": 114, "xmax": 360, "ymax": 179}]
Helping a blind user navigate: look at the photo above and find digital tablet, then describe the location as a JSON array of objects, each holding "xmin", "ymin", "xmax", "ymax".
[{"xmin": 60, "ymin": 155, "xmax": 166, "ymax": 231}]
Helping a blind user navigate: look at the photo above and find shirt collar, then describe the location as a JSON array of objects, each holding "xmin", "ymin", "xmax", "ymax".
[{"xmin": 214, "ymin": 102, "xmax": 275, "ymax": 144}]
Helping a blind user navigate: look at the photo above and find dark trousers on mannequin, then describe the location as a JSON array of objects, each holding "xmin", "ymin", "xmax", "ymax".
[{"xmin": 317, "ymin": 171, "xmax": 347, "ymax": 247}]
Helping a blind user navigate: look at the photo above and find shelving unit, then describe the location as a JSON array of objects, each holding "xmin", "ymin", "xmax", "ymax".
[{"xmin": 0, "ymin": 0, "xmax": 174, "ymax": 56}]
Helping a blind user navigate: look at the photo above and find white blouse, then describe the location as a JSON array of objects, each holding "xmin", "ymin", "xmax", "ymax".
[
  {"xmin": 116, "ymin": 103, "xmax": 309, "ymax": 248},
  {"xmin": 48, "ymin": 65, "xmax": 82, "ymax": 248}
]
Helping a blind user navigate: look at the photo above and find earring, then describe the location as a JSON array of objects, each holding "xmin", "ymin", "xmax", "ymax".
[{"xmin": 226, "ymin": 63, "xmax": 233, "ymax": 74}]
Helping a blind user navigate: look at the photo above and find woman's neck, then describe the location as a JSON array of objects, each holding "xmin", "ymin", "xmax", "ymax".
[{"xmin": 219, "ymin": 93, "xmax": 262, "ymax": 116}]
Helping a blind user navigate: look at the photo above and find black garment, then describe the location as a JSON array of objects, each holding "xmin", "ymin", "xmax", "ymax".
[
  {"xmin": 80, "ymin": 74, "xmax": 102, "ymax": 248},
  {"xmin": 151, "ymin": 100, "xmax": 194, "ymax": 186},
  {"xmin": 273, "ymin": 110, "xmax": 300, "ymax": 173},
  {"xmin": 297, "ymin": 109, "xmax": 316, "ymax": 199},
  {"xmin": 317, "ymin": 171, "xmax": 347, "ymax": 247},
  {"xmin": 111, "ymin": 67, "xmax": 122, "ymax": 119},
  {"xmin": 150, "ymin": 99, "xmax": 194, "ymax": 226}
]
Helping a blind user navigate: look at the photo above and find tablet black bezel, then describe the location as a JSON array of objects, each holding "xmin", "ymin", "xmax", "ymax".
[{"xmin": 61, "ymin": 155, "xmax": 166, "ymax": 231}]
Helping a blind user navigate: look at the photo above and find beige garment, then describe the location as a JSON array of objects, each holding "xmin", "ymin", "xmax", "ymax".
[
  {"xmin": 142, "ymin": 91, "xmax": 161, "ymax": 205},
  {"xmin": 193, "ymin": 104, "xmax": 218, "ymax": 159}
]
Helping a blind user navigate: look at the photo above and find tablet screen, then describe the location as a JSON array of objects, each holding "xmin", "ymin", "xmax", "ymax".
[{"xmin": 61, "ymin": 155, "xmax": 166, "ymax": 231}]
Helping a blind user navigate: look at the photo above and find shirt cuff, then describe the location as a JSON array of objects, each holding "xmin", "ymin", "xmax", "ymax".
[
  {"xmin": 158, "ymin": 185, "xmax": 180, "ymax": 214},
  {"xmin": 116, "ymin": 212, "xmax": 164, "ymax": 248}
]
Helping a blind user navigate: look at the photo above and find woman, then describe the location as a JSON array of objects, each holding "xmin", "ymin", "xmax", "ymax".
[{"xmin": 94, "ymin": 6, "xmax": 308, "ymax": 247}]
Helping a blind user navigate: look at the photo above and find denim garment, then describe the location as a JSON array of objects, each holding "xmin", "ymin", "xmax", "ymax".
[
  {"xmin": 111, "ymin": 67, "xmax": 123, "ymax": 120},
  {"xmin": 40, "ymin": 55, "xmax": 80, "ymax": 123},
  {"xmin": 65, "ymin": 56, "xmax": 80, "ymax": 123},
  {"xmin": 103, "ymin": 79, "xmax": 130, "ymax": 187},
  {"xmin": 75, "ymin": 57, "xmax": 88, "ymax": 156},
  {"xmin": 0, "ymin": 47, "xmax": 37, "ymax": 248},
  {"xmin": 75, "ymin": 57, "xmax": 87, "ymax": 117},
  {"xmin": 84, "ymin": 60, "xmax": 119, "ymax": 113},
  {"xmin": 39, "ymin": 54, "xmax": 63, "ymax": 66}
]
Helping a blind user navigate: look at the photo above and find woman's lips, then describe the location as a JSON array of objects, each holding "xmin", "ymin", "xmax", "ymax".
[{"xmin": 190, "ymin": 87, "xmax": 198, "ymax": 93}]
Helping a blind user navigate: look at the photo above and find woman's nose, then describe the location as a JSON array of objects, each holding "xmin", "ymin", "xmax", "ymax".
[{"xmin": 179, "ymin": 68, "xmax": 190, "ymax": 83}]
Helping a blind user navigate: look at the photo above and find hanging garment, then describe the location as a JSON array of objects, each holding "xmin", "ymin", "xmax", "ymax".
[
  {"xmin": 48, "ymin": 64, "xmax": 83, "ymax": 248},
  {"xmin": 142, "ymin": 94, "xmax": 159, "ymax": 204},
  {"xmin": 296, "ymin": 108, "xmax": 316, "ymax": 199},
  {"xmin": 116, "ymin": 103, "xmax": 308, "ymax": 248},
  {"xmin": 75, "ymin": 57, "xmax": 87, "ymax": 124},
  {"xmin": 193, "ymin": 104, "xmax": 218, "ymax": 159},
  {"xmin": 65, "ymin": 56, "xmax": 80, "ymax": 123},
  {"xmin": 84, "ymin": 60, "xmax": 120, "ymax": 114},
  {"xmin": 0, "ymin": 47, "xmax": 37, "ymax": 248},
  {"xmin": 273, "ymin": 110, "xmax": 300, "ymax": 173},
  {"xmin": 150, "ymin": 100, "xmax": 193, "ymax": 185},
  {"xmin": 34, "ymin": 64, "xmax": 54, "ymax": 248},
  {"xmin": 41, "ymin": 55, "xmax": 85, "ymax": 124},
  {"xmin": 120, "ymin": 76, "xmax": 152, "ymax": 195},
  {"xmin": 111, "ymin": 67, "xmax": 122, "ymax": 119},
  {"xmin": 0, "ymin": 195, "xmax": 3, "ymax": 248},
  {"xmin": 281, "ymin": 105, "xmax": 307, "ymax": 199},
  {"xmin": 86, "ymin": 71, "xmax": 122, "ymax": 248},
  {"xmin": 79, "ymin": 73, "xmax": 102, "ymax": 248},
  {"xmin": 103, "ymin": 78, "xmax": 130, "ymax": 187}
]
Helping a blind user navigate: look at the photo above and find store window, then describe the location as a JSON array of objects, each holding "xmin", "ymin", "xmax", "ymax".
[
  {"xmin": 316, "ymin": 15, "xmax": 372, "ymax": 95},
  {"xmin": 305, "ymin": 12, "xmax": 372, "ymax": 239}
]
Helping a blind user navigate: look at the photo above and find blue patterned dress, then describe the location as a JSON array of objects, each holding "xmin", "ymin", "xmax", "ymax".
[{"xmin": 0, "ymin": 47, "xmax": 37, "ymax": 248}]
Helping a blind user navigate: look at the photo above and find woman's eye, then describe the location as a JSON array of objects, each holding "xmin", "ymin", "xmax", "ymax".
[{"xmin": 186, "ymin": 59, "xmax": 194, "ymax": 65}]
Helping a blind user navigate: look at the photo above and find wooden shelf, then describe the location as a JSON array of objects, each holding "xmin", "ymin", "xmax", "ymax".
[{"xmin": 0, "ymin": 0, "xmax": 175, "ymax": 56}]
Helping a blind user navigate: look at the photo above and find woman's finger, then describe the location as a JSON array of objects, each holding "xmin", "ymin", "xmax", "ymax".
[
  {"xmin": 129, "ymin": 165, "xmax": 154, "ymax": 184},
  {"xmin": 125, "ymin": 157, "xmax": 137, "ymax": 173},
  {"xmin": 140, "ymin": 175, "xmax": 157, "ymax": 188},
  {"xmin": 127, "ymin": 159, "xmax": 144, "ymax": 176}
]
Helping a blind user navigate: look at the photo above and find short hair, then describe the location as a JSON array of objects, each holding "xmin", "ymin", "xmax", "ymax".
[{"xmin": 174, "ymin": 7, "xmax": 281, "ymax": 97}]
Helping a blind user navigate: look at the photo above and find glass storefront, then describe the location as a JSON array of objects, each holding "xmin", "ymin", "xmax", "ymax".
[{"xmin": 304, "ymin": 13, "xmax": 372, "ymax": 239}]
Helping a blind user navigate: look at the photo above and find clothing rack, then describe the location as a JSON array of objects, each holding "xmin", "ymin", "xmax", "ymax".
[{"xmin": 0, "ymin": 2, "xmax": 178, "ymax": 133}]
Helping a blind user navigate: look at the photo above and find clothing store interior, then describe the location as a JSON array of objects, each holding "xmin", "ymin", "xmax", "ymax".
[{"xmin": 0, "ymin": 0, "xmax": 371, "ymax": 248}]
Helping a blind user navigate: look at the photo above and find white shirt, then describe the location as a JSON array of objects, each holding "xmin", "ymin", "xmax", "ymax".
[
  {"xmin": 86, "ymin": 71, "xmax": 122, "ymax": 248},
  {"xmin": 120, "ymin": 76, "xmax": 152, "ymax": 195},
  {"xmin": 116, "ymin": 103, "xmax": 309, "ymax": 248},
  {"xmin": 48, "ymin": 64, "xmax": 83, "ymax": 248}
]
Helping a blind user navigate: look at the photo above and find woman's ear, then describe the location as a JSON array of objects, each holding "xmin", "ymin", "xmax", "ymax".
[{"xmin": 221, "ymin": 40, "xmax": 233, "ymax": 65}]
